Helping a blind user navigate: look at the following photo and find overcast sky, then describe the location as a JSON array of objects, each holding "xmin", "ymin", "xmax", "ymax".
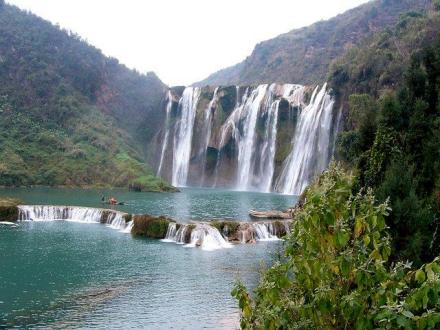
[{"xmin": 7, "ymin": 0, "xmax": 369, "ymax": 86}]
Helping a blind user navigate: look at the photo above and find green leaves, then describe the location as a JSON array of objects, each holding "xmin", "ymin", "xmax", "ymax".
[
  {"xmin": 412, "ymin": 270, "xmax": 427, "ymax": 287},
  {"xmin": 335, "ymin": 230, "xmax": 351, "ymax": 248},
  {"xmin": 233, "ymin": 165, "xmax": 440, "ymax": 329}
]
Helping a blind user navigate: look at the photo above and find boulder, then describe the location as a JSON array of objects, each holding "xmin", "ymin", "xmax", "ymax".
[
  {"xmin": 0, "ymin": 198, "xmax": 21, "ymax": 222},
  {"xmin": 249, "ymin": 210, "xmax": 291, "ymax": 220},
  {"xmin": 131, "ymin": 214, "xmax": 174, "ymax": 238}
]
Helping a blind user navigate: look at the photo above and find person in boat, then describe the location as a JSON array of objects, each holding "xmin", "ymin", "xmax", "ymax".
[{"xmin": 109, "ymin": 197, "xmax": 118, "ymax": 205}]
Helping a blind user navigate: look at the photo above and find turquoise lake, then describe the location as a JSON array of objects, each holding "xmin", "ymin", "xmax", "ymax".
[{"xmin": 0, "ymin": 188, "xmax": 297, "ymax": 329}]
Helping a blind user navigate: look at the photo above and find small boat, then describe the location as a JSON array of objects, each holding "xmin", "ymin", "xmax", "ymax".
[{"xmin": 101, "ymin": 201, "xmax": 125, "ymax": 206}]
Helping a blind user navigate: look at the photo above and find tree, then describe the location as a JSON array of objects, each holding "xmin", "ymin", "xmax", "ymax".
[{"xmin": 233, "ymin": 165, "xmax": 440, "ymax": 329}]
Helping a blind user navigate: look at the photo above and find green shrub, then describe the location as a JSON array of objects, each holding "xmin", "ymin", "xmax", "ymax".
[
  {"xmin": 233, "ymin": 165, "xmax": 440, "ymax": 329},
  {"xmin": 131, "ymin": 215, "xmax": 173, "ymax": 238}
]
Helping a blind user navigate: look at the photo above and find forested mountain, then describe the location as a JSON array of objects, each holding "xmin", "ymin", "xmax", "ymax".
[
  {"xmin": 331, "ymin": 3, "xmax": 440, "ymax": 265},
  {"xmin": 197, "ymin": 0, "xmax": 431, "ymax": 86},
  {"xmin": 0, "ymin": 3, "xmax": 172, "ymax": 190}
]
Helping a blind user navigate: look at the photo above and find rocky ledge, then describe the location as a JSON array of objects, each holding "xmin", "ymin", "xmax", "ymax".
[
  {"xmin": 4, "ymin": 204, "xmax": 293, "ymax": 248},
  {"xmin": 249, "ymin": 209, "xmax": 292, "ymax": 220},
  {"xmin": 0, "ymin": 198, "xmax": 21, "ymax": 222}
]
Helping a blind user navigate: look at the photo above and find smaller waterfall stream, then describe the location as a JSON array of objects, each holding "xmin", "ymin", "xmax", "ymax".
[
  {"xmin": 162, "ymin": 223, "xmax": 232, "ymax": 251},
  {"xmin": 157, "ymin": 91, "xmax": 173, "ymax": 176},
  {"xmin": 17, "ymin": 205, "xmax": 131, "ymax": 232},
  {"xmin": 236, "ymin": 84, "xmax": 268, "ymax": 190},
  {"xmin": 199, "ymin": 87, "xmax": 219, "ymax": 186},
  {"xmin": 275, "ymin": 84, "xmax": 335, "ymax": 195},
  {"xmin": 161, "ymin": 220, "xmax": 291, "ymax": 249},
  {"xmin": 172, "ymin": 87, "xmax": 201, "ymax": 187}
]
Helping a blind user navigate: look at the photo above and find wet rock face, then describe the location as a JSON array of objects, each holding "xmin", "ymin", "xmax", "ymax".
[
  {"xmin": 131, "ymin": 214, "xmax": 174, "ymax": 239},
  {"xmin": 154, "ymin": 84, "xmax": 313, "ymax": 190},
  {"xmin": 235, "ymin": 225, "xmax": 256, "ymax": 244},
  {"xmin": 0, "ymin": 198, "xmax": 21, "ymax": 222},
  {"xmin": 209, "ymin": 220, "xmax": 292, "ymax": 243},
  {"xmin": 100, "ymin": 210, "xmax": 112, "ymax": 224}
]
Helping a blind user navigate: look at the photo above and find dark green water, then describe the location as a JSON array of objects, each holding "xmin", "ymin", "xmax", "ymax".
[{"xmin": 0, "ymin": 188, "xmax": 295, "ymax": 329}]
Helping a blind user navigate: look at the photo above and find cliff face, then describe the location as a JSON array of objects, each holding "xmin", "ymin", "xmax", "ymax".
[
  {"xmin": 196, "ymin": 0, "xmax": 432, "ymax": 87},
  {"xmin": 153, "ymin": 83, "xmax": 336, "ymax": 194}
]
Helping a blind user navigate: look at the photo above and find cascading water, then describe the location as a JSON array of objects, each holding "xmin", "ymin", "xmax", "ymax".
[
  {"xmin": 157, "ymin": 83, "xmax": 335, "ymax": 194},
  {"xmin": 255, "ymin": 84, "xmax": 303, "ymax": 192},
  {"xmin": 161, "ymin": 223, "xmax": 232, "ymax": 251},
  {"xmin": 157, "ymin": 91, "xmax": 173, "ymax": 177},
  {"xmin": 17, "ymin": 205, "xmax": 131, "ymax": 232},
  {"xmin": 275, "ymin": 84, "xmax": 335, "ymax": 195},
  {"xmin": 172, "ymin": 87, "xmax": 201, "ymax": 187},
  {"xmin": 199, "ymin": 87, "xmax": 218, "ymax": 186},
  {"xmin": 186, "ymin": 224, "xmax": 232, "ymax": 251},
  {"xmin": 212, "ymin": 86, "xmax": 247, "ymax": 187},
  {"xmin": 236, "ymin": 84, "xmax": 268, "ymax": 190},
  {"xmin": 253, "ymin": 223, "xmax": 281, "ymax": 241}
]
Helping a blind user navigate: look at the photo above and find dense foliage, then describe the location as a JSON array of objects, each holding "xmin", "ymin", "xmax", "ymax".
[
  {"xmin": 0, "ymin": 4, "xmax": 170, "ymax": 190},
  {"xmin": 332, "ymin": 10, "xmax": 440, "ymax": 265},
  {"xmin": 330, "ymin": 4, "xmax": 440, "ymax": 99},
  {"xmin": 233, "ymin": 165, "xmax": 440, "ymax": 329}
]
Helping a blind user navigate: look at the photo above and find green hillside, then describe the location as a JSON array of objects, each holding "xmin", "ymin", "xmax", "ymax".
[
  {"xmin": 331, "ymin": 4, "xmax": 440, "ymax": 265},
  {"xmin": 0, "ymin": 3, "xmax": 173, "ymax": 191},
  {"xmin": 197, "ymin": 0, "xmax": 431, "ymax": 86}
]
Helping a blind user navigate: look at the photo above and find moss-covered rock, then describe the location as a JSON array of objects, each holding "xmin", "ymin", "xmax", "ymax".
[
  {"xmin": 210, "ymin": 220, "xmax": 240, "ymax": 238},
  {"xmin": 0, "ymin": 198, "xmax": 21, "ymax": 222},
  {"xmin": 129, "ymin": 175, "xmax": 179, "ymax": 193},
  {"xmin": 131, "ymin": 214, "xmax": 174, "ymax": 238}
]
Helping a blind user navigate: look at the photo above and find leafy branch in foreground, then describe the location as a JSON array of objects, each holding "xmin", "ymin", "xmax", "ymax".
[{"xmin": 233, "ymin": 165, "xmax": 440, "ymax": 329}]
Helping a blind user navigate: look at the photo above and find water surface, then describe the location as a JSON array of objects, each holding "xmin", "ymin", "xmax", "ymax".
[
  {"xmin": 0, "ymin": 187, "xmax": 297, "ymax": 221},
  {"xmin": 0, "ymin": 188, "xmax": 294, "ymax": 328}
]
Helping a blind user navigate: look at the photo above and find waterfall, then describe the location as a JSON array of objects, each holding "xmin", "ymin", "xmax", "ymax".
[
  {"xmin": 157, "ymin": 91, "xmax": 173, "ymax": 177},
  {"xmin": 275, "ymin": 84, "xmax": 335, "ymax": 195},
  {"xmin": 158, "ymin": 83, "xmax": 335, "ymax": 194},
  {"xmin": 233, "ymin": 220, "xmax": 292, "ymax": 243},
  {"xmin": 256, "ymin": 84, "xmax": 302, "ymax": 192},
  {"xmin": 122, "ymin": 221, "xmax": 134, "ymax": 233},
  {"xmin": 236, "ymin": 84, "xmax": 268, "ymax": 190},
  {"xmin": 253, "ymin": 223, "xmax": 281, "ymax": 241},
  {"xmin": 212, "ymin": 86, "xmax": 246, "ymax": 187},
  {"xmin": 161, "ymin": 222, "xmax": 178, "ymax": 242},
  {"xmin": 257, "ymin": 98, "xmax": 279, "ymax": 192},
  {"xmin": 186, "ymin": 224, "xmax": 232, "ymax": 251},
  {"xmin": 161, "ymin": 223, "xmax": 232, "ymax": 251},
  {"xmin": 172, "ymin": 87, "xmax": 201, "ymax": 187},
  {"xmin": 17, "ymin": 205, "xmax": 131, "ymax": 231},
  {"xmin": 200, "ymin": 87, "xmax": 218, "ymax": 186}
]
